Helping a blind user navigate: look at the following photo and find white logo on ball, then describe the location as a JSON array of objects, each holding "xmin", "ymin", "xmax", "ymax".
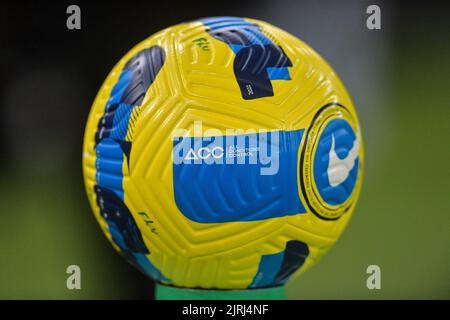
[
  {"xmin": 327, "ymin": 132, "xmax": 360, "ymax": 187},
  {"xmin": 184, "ymin": 146, "xmax": 224, "ymax": 160}
]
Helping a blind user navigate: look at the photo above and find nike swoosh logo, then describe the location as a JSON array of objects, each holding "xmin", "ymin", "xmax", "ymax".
[{"xmin": 327, "ymin": 131, "xmax": 360, "ymax": 187}]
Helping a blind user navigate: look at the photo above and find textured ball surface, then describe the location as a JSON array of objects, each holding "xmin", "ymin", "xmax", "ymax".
[{"xmin": 82, "ymin": 17, "xmax": 364, "ymax": 289}]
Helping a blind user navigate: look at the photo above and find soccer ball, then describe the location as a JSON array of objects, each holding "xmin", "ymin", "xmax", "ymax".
[{"xmin": 82, "ymin": 17, "xmax": 363, "ymax": 289}]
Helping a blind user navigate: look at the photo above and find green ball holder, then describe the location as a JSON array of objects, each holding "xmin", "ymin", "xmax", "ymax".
[{"xmin": 156, "ymin": 283, "xmax": 286, "ymax": 300}]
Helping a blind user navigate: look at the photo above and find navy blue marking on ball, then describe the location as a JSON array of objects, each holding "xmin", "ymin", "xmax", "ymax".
[
  {"xmin": 249, "ymin": 240, "xmax": 309, "ymax": 288},
  {"xmin": 273, "ymin": 240, "xmax": 309, "ymax": 285},
  {"xmin": 234, "ymin": 45, "xmax": 292, "ymax": 99},
  {"xmin": 199, "ymin": 17, "xmax": 293, "ymax": 100},
  {"xmin": 120, "ymin": 46, "xmax": 166, "ymax": 106},
  {"xmin": 93, "ymin": 46, "xmax": 169, "ymax": 282},
  {"xmin": 95, "ymin": 185, "xmax": 149, "ymax": 253}
]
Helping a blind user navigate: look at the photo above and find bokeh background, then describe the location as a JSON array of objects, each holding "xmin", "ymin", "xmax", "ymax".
[{"xmin": 1, "ymin": 0, "xmax": 449, "ymax": 299}]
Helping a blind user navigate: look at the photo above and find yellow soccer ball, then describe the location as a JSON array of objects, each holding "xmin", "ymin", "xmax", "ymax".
[{"xmin": 82, "ymin": 17, "xmax": 364, "ymax": 290}]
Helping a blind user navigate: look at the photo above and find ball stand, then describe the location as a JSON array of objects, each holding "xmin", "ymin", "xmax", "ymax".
[{"xmin": 156, "ymin": 283, "xmax": 286, "ymax": 300}]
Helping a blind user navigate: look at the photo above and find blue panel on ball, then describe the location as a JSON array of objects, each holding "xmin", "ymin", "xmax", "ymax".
[
  {"xmin": 172, "ymin": 129, "xmax": 307, "ymax": 223},
  {"xmin": 249, "ymin": 251, "xmax": 285, "ymax": 288},
  {"xmin": 267, "ymin": 67, "xmax": 291, "ymax": 80},
  {"xmin": 109, "ymin": 103, "xmax": 134, "ymax": 141},
  {"xmin": 313, "ymin": 118, "xmax": 359, "ymax": 205},
  {"xmin": 93, "ymin": 46, "xmax": 170, "ymax": 282},
  {"xmin": 249, "ymin": 240, "xmax": 309, "ymax": 288},
  {"xmin": 107, "ymin": 70, "xmax": 133, "ymax": 107}
]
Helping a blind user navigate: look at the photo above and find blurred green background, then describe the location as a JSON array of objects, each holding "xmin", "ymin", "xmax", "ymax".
[{"xmin": 1, "ymin": 0, "xmax": 449, "ymax": 299}]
